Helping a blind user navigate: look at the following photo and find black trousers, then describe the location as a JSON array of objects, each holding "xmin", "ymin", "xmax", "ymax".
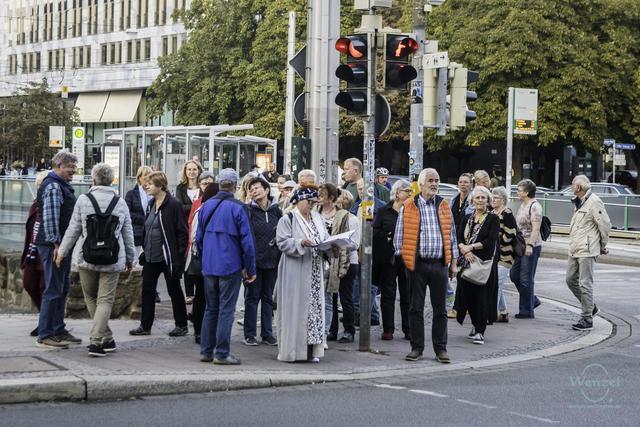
[
  {"xmin": 184, "ymin": 274, "xmax": 197, "ymax": 297},
  {"xmin": 330, "ymin": 263, "xmax": 358, "ymax": 335},
  {"xmin": 457, "ymin": 277, "xmax": 487, "ymax": 335},
  {"xmin": 408, "ymin": 259, "xmax": 448, "ymax": 354},
  {"xmin": 380, "ymin": 258, "xmax": 410, "ymax": 335},
  {"xmin": 141, "ymin": 262, "xmax": 188, "ymax": 331},
  {"xmin": 188, "ymin": 273, "xmax": 205, "ymax": 336}
]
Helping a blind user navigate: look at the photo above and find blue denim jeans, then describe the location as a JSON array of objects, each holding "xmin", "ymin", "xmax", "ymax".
[
  {"xmin": 497, "ymin": 264, "xmax": 510, "ymax": 313},
  {"xmin": 243, "ymin": 268, "xmax": 276, "ymax": 339},
  {"xmin": 37, "ymin": 245, "xmax": 71, "ymax": 339},
  {"xmin": 510, "ymin": 246, "xmax": 541, "ymax": 317},
  {"xmin": 201, "ymin": 271, "xmax": 242, "ymax": 359},
  {"xmin": 352, "ymin": 266, "xmax": 379, "ymax": 322}
]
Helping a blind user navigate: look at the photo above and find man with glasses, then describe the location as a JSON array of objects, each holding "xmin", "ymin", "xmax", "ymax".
[{"xmin": 34, "ymin": 151, "xmax": 81, "ymax": 349}]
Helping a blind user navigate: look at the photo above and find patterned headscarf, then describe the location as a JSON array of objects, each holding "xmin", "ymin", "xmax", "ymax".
[{"xmin": 291, "ymin": 186, "xmax": 319, "ymax": 204}]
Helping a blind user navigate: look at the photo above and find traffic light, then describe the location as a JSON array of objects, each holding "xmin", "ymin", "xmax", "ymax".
[
  {"xmin": 449, "ymin": 67, "xmax": 479, "ymax": 129},
  {"xmin": 423, "ymin": 68, "xmax": 438, "ymax": 127},
  {"xmin": 383, "ymin": 34, "xmax": 419, "ymax": 91},
  {"xmin": 335, "ymin": 34, "xmax": 370, "ymax": 115}
]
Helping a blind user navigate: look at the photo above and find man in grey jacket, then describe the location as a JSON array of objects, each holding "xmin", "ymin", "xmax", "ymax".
[
  {"xmin": 566, "ymin": 175, "xmax": 611, "ymax": 331},
  {"xmin": 57, "ymin": 163, "xmax": 135, "ymax": 356}
]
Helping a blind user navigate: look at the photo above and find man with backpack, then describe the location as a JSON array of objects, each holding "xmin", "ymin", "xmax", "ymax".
[{"xmin": 57, "ymin": 163, "xmax": 135, "ymax": 357}]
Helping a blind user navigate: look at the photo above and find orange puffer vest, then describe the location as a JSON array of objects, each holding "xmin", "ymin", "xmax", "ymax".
[{"xmin": 400, "ymin": 195, "xmax": 453, "ymax": 271}]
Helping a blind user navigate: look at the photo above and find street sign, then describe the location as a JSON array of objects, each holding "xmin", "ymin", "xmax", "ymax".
[
  {"xmin": 423, "ymin": 51, "xmax": 449, "ymax": 69},
  {"xmin": 614, "ymin": 154, "xmax": 626, "ymax": 166},
  {"xmin": 49, "ymin": 126, "xmax": 65, "ymax": 148},
  {"xmin": 72, "ymin": 126, "xmax": 85, "ymax": 171},
  {"xmin": 617, "ymin": 143, "xmax": 636, "ymax": 151},
  {"xmin": 289, "ymin": 45, "xmax": 307, "ymax": 80},
  {"xmin": 603, "ymin": 138, "xmax": 615, "ymax": 147},
  {"xmin": 512, "ymin": 88, "xmax": 538, "ymax": 135}
]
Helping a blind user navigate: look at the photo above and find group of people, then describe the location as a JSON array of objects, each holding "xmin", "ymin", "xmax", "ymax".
[{"xmin": 23, "ymin": 151, "xmax": 610, "ymax": 365}]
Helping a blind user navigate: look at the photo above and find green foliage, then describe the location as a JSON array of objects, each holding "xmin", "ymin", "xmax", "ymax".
[{"xmin": 0, "ymin": 79, "xmax": 78, "ymax": 160}]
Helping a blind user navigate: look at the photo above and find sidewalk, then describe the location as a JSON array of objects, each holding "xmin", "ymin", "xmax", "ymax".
[
  {"xmin": 541, "ymin": 236, "xmax": 640, "ymax": 267},
  {"xmin": 0, "ymin": 289, "xmax": 612, "ymax": 404}
]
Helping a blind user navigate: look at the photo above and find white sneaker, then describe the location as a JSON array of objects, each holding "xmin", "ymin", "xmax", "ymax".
[{"xmin": 472, "ymin": 333, "xmax": 484, "ymax": 345}]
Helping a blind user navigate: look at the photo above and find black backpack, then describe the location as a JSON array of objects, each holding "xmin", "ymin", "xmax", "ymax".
[{"xmin": 82, "ymin": 193, "xmax": 121, "ymax": 265}]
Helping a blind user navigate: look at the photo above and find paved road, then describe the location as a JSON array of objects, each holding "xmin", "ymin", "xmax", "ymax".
[{"xmin": 2, "ymin": 259, "xmax": 639, "ymax": 426}]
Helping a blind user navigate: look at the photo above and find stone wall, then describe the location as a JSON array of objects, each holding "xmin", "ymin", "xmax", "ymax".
[{"xmin": 0, "ymin": 250, "xmax": 142, "ymax": 319}]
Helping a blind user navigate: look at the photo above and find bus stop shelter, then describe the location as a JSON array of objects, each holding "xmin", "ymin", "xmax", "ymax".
[{"xmin": 103, "ymin": 125, "xmax": 277, "ymax": 194}]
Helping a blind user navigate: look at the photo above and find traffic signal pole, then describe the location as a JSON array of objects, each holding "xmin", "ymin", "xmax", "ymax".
[
  {"xmin": 409, "ymin": 2, "xmax": 425, "ymax": 179},
  {"xmin": 359, "ymin": 11, "xmax": 379, "ymax": 352}
]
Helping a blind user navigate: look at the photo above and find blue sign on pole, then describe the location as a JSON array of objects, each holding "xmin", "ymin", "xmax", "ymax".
[
  {"xmin": 603, "ymin": 138, "xmax": 615, "ymax": 147},
  {"xmin": 617, "ymin": 143, "xmax": 636, "ymax": 151}
]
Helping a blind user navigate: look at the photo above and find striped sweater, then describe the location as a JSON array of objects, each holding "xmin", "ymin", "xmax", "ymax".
[{"xmin": 497, "ymin": 208, "xmax": 517, "ymax": 267}]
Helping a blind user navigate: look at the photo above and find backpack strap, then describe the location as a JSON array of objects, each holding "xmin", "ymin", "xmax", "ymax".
[
  {"xmin": 85, "ymin": 193, "xmax": 103, "ymax": 215},
  {"xmin": 104, "ymin": 196, "xmax": 120, "ymax": 216}
]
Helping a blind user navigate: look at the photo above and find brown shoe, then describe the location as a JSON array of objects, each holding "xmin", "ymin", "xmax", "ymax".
[
  {"xmin": 381, "ymin": 331, "xmax": 393, "ymax": 341},
  {"xmin": 435, "ymin": 352, "xmax": 451, "ymax": 364},
  {"xmin": 405, "ymin": 350, "xmax": 423, "ymax": 361},
  {"xmin": 447, "ymin": 309, "xmax": 457, "ymax": 319},
  {"xmin": 497, "ymin": 313, "xmax": 509, "ymax": 323}
]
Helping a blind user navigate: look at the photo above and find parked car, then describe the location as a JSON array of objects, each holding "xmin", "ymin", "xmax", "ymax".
[
  {"xmin": 509, "ymin": 185, "xmax": 555, "ymax": 196},
  {"xmin": 559, "ymin": 183, "xmax": 636, "ymax": 196},
  {"xmin": 607, "ymin": 170, "xmax": 638, "ymax": 191}
]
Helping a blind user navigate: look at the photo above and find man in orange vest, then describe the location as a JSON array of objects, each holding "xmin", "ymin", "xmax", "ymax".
[{"xmin": 393, "ymin": 168, "xmax": 459, "ymax": 364}]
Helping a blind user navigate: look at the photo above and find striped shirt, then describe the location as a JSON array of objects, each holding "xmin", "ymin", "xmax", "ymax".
[
  {"xmin": 41, "ymin": 181, "xmax": 62, "ymax": 244},
  {"xmin": 394, "ymin": 195, "xmax": 459, "ymax": 260}
]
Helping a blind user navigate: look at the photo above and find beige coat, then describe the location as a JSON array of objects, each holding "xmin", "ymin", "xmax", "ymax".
[{"xmin": 568, "ymin": 191, "xmax": 611, "ymax": 258}]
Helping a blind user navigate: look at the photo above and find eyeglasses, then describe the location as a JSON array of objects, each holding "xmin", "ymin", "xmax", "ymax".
[{"xmin": 401, "ymin": 189, "xmax": 413, "ymax": 194}]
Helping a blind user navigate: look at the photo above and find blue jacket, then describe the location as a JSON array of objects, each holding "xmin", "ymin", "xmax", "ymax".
[{"xmin": 196, "ymin": 191, "xmax": 256, "ymax": 277}]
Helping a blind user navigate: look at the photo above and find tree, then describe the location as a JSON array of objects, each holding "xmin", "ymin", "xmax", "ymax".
[{"xmin": 0, "ymin": 79, "xmax": 78, "ymax": 164}]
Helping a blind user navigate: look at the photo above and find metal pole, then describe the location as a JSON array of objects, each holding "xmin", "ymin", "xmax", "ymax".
[
  {"xmin": 284, "ymin": 11, "xmax": 296, "ymax": 176},
  {"xmin": 505, "ymin": 87, "xmax": 514, "ymax": 191},
  {"xmin": 359, "ymin": 14, "xmax": 377, "ymax": 353},
  {"xmin": 409, "ymin": 1, "xmax": 425, "ymax": 179},
  {"xmin": 612, "ymin": 139, "xmax": 616, "ymax": 184}
]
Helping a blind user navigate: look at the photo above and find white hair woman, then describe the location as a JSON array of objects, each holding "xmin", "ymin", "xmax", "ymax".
[
  {"xmin": 56, "ymin": 163, "xmax": 136, "ymax": 356},
  {"xmin": 491, "ymin": 186, "xmax": 518, "ymax": 323},
  {"xmin": 455, "ymin": 185, "xmax": 500, "ymax": 345},
  {"xmin": 510, "ymin": 179, "xmax": 543, "ymax": 319},
  {"xmin": 373, "ymin": 178, "xmax": 413, "ymax": 340}
]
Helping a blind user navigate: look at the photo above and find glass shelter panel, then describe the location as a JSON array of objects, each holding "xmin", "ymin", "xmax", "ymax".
[
  {"xmin": 165, "ymin": 132, "xmax": 186, "ymax": 190},
  {"xmin": 145, "ymin": 131, "xmax": 165, "ymax": 173},
  {"xmin": 124, "ymin": 132, "xmax": 142, "ymax": 193},
  {"xmin": 189, "ymin": 133, "xmax": 210, "ymax": 170}
]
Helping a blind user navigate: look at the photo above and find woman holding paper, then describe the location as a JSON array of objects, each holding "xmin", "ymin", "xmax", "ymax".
[{"xmin": 275, "ymin": 185, "xmax": 337, "ymax": 363}]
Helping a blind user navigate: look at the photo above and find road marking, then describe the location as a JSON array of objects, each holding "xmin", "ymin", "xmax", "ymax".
[
  {"xmin": 456, "ymin": 399, "xmax": 497, "ymax": 409},
  {"xmin": 409, "ymin": 389, "xmax": 448, "ymax": 398},
  {"xmin": 508, "ymin": 411, "xmax": 560, "ymax": 424},
  {"xmin": 374, "ymin": 384, "xmax": 406, "ymax": 390}
]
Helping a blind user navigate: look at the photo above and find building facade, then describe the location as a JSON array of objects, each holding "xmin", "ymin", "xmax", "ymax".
[{"xmin": 0, "ymin": 0, "xmax": 191, "ymax": 168}]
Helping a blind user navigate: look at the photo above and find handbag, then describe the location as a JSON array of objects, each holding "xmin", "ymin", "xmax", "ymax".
[{"xmin": 513, "ymin": 229, "xmax": 527, "ymax": 257}]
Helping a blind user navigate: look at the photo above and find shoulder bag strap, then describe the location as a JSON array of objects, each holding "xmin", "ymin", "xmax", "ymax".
[{"xmin": 104, "ymin": 195, "xmax": 120, "ymax": 216}]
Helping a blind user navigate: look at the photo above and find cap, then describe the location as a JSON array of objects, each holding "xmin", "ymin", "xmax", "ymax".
[
  {"xmin": 217, "ymin": 168, "xmax": 239, "ymax": 183},
  {"xmin": 283, "ymin": 180, "xmax": 296, "ymax": 189}
]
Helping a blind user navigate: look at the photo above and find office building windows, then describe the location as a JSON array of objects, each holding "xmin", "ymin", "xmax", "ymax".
[
  {"xmin": 135, "ymin": 40, "xmax": 142, "ymax": 62},
  {"xmin": 138, "ymin": 0, "xmax": 148, "ymax": 28},
  {"xmin": 155, "ymin": 0, "xmax": 167, "ymax": 26},
  {"xmin": 126, "ymin": 40, "xmax": 133, "ymax": 62},
  {"xmin": 8, "ymin": 55, "xmax": 18, "ymax": 75},
  {"xmin": 88, "ymin": 0, "xmax": 98, "ymax": 35},
  {"xmin": 100, "ymin": 42, "xmax": 123, "ymax": 65},
  {"xmin": 144, "ymin": 39, "xmax": 151, "ymax": 61},
  {"xmin": 121, "ymin": 0, "xmax": 131, "ymax": 29}
]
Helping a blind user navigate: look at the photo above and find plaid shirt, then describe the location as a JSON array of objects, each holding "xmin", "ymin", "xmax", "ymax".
[
  {"xmin": 41, "ymin": 181, "xmax": 63, "ymax": 244},
  {"xmin": 394, "ymin": 195, "xmax": 459, "ymax": 260}
]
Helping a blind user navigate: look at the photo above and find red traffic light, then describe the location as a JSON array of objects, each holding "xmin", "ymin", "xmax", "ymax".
[
  {"xmin": 335, "ymin": 36, "xmax": 367, "ymax": 59},
  {"xmin": 386, "ymin": 35, "xmax": 419, "ymax": 60}
]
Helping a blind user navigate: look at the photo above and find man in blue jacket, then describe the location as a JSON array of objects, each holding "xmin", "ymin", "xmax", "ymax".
[{"xmin": 196, "ymin": 168, "xmax": 256, "ymax": 365}]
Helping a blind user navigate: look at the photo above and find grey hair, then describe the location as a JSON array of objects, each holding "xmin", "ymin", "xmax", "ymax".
[
  {"xmin": 344, "ymin": 158, "xmax": 363, "ymax": 175},
  {"xmin": 573, "ymin": 174, "xmax": 591, "ymax": 191},
  {"xmin": 417, "ymin": 168, "xmax": 439, "ymax": 187},
  {"xmin": 491, "ymin": 186, "xmax": 509, "ymax": 204},
  {"xmin": 198, "ymin": 171, "xmax": 215, "ymax": 182},
  {"xmin": 51, "ymin": 150, "xmax": 78, "ymax": 168},
  {"xmin": 91, "ymin": 163, "xmax": 114, "ymax": 186},
  {"xmin": 298, "ymin": 169, "xmax": 317, "ymax": 181},
  {"xmin": 471, "ymin": 185, "xmax": 492, "ymax": 202},
  {"xmin": 517, "ymin": 179, "xmax": 537, "ymax": 198},
  {"xmin": 473, "ymin": 169, "xmax": 490, "ymax": 185},
  {"xmin": 391, "ymin": 179, "xmax": 412, "ymax": 200},
  {"xmin": 336, "ymin": 189, "xmax": 354, "ymax": 211}
]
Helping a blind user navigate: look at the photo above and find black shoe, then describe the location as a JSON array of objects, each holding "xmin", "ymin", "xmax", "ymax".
[
  {"xmin": 326, "ymin": 333, "xmax": 338, "ymax": 341},
  {"xmin": 405, "ymin": 350, "xmax": 423, "ymax": 361},
  {"xmin": 592, "ymin": 305, "xmax": 599, "ymax": 316},
  {"xmin": 515, "ymin": 313, "xmax": 534, "ymax": 319},
  {"xmin": 572, "ymin": 318, "xmax": 593, "ymax": 331},
  {"xmin": 200, "ymin": 355, "xmax": 213, "ymax": 363},
  {"xmin": 129, "ymin": 326, "xmax": 151, "ymax": 336},
  {"xmin": 58, "ymin": 331, "xmax": 82, "ymax": 344},
  {"xmin": 534, "ymin": 299, "xmax": 541, "ymax": 309},
  {"xmin": 195, "ymin": 334, "xmax": 201, "ymax": 345},
  {"xmin": 213, "ymin": 354, "xmax": 241, "ymax": 365},
  {"xmin": 88, "ymin": 344, "xmax": 106, "ymax": 357},
  {"xmin": 262, "ymin": 336, "xmax": 278, "ymax": 346},
  {"xmin": 338, "ymin": 333, "xmax": 354, "ymax": 343},
  {"xmin": 168, "ymin": 326, "xmax": 188, "ymax": 337},
  {"xmin": 243, "ymin": 337, "xmax": 259, "ymax": 346},
  {"xmin": 102, "ymin": 339, "xmax": 117, "ymax": 353},
  {"xmin": 30, "ymin": 327, "xmax": 38, "ymax": 337}
]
